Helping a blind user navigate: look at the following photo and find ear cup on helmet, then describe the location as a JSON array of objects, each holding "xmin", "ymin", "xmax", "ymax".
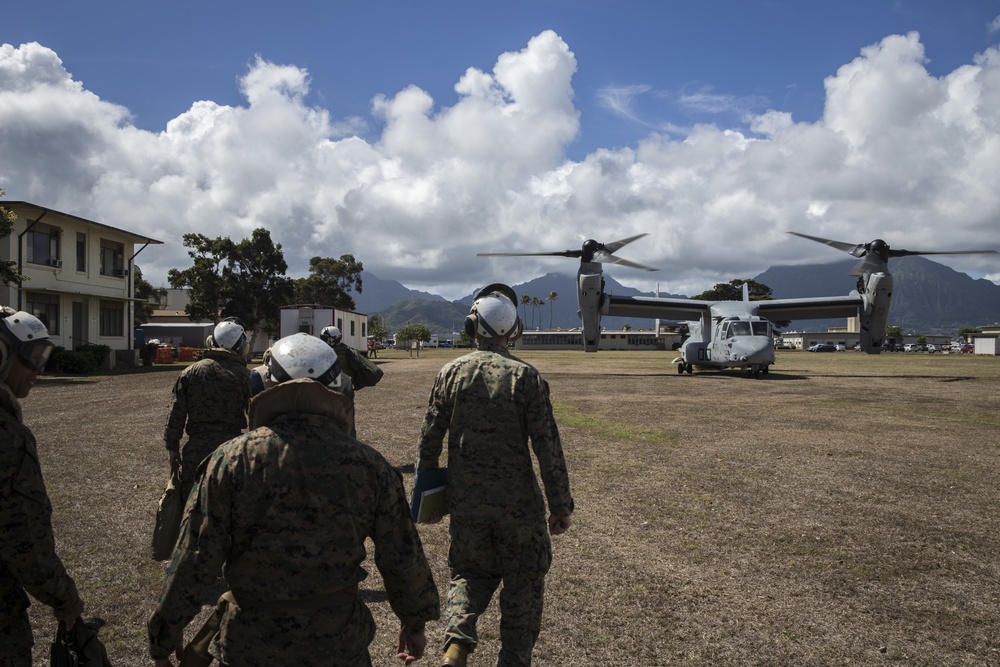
[{"xmin": 464, "ymin": 314, "xmax": 478, "ymax": 339}]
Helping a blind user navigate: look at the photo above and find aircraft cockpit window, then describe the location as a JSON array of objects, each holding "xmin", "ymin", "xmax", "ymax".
[
  {"xmin": 730, "ymin": 321, "xmax": 751, "ymax": 336},
  {"xmin": 752, "ymin": 321, "xmax": 771, "ymax": 336}
]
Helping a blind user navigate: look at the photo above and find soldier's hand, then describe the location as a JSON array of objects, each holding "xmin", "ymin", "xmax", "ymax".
[
  {"xmin": 63, "ymin": 598, "xmax": 85, "ymax": 630},
  {"xmin": 153, "ymin": 639, "xmax": 183, "ymax": 666},
  {"xmin": 548, "ymin": 514, "xmax": 572, "ymax": 535},
  {"xmin": 167, "ymin": 449, "xmax": 181, "ymax": 474},
  {"xmin": 397, "ymin": 626, "xmax": 427, "ymax": 664}
]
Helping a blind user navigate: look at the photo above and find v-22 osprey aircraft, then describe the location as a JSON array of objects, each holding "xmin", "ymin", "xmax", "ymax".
[{"xmin": 479, "ymin": 232, "xmax": 997, "ymax": 378}]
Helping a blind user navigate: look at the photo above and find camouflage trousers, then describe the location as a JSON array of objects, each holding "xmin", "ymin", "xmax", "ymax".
[
  {"xmin": 445, "ymin": 518, "xmax": 552, "ymax": 667},
  {"xmin": 179, "ymin": 433, "xmax": 240, "ymax": 500},
  {"xmin": 212, "ymin": 599, "xmax": 376, "ymax": 667}
]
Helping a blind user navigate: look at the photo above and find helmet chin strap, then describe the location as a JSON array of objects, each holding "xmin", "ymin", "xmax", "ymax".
[{"xmin": 0, "ymin": 339, "xmax": 12, "ymax": 383}]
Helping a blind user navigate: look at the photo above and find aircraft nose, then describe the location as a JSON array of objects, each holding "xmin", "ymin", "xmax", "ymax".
[{"xmin": 730, "ymin": 338, "xmax": 774, "ymax": 363}]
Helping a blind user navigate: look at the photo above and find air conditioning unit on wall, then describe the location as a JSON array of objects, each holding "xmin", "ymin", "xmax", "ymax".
[
  {"xmin": 115, "ymin": 269, "xmax": 129, "ymax": 277},
  {"xmin": 49, "ymin": 259, "xmax": 63, "ymax": 268}
]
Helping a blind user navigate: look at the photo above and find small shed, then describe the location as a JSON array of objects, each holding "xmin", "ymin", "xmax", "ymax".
[{"xmin": 973, "ymin": 336, "xmax": 999, "ymax": 355}]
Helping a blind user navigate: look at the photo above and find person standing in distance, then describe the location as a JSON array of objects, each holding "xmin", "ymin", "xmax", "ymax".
[
  {"xmin": 0, "ymin": 308, "xmax": 86, "ymax": 664},
  {"xmin": 417, "ymin": 284, "xmax": 574, "ymax": 667},
  {"xmin": 320, "ymin": 325, "xmax": 383, "ymax": 438},
  {"xmin": 163, "ymin": 319, "xmax": 251, "ymax": 501},
  {"xmin": 148, "ymin": 333, "xmax": 439, "ymax": 667}
]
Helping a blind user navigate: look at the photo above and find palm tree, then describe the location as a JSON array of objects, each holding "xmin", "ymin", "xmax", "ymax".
[
  {"xmin": 547, "ymin": 291, "xmax": 558, "ymax": 329},
  {"xmin": 520, "ymin": 294, "xmax": 531, "ymax": 329},
  {"xmin": 532, "ymin": 296, "xmax": 544, "ymax": 329}
]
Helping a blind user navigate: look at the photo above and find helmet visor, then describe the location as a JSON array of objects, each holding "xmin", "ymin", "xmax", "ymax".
[{"xmin": 18, "ymin": 338, "xmax": 55, "ymax": 372}]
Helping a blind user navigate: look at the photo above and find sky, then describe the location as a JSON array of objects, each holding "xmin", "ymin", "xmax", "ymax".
[{"xmin": 3, "ymin": 0, "xmax": 1000, "ymax": 300}]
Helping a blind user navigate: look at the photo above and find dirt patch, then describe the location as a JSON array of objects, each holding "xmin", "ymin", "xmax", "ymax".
[{"xmin": 22, "ymin": 349, "xmax": 1000, "ymax": 665}]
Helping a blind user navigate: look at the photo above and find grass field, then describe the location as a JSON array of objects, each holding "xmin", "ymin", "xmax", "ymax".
[{"xmin": 22, "ymin": 348, "xmax": 1000, "ymax": 666}]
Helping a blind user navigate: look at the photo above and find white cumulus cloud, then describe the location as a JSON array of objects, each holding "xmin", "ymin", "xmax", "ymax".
[{"xmin": 1, "ymin": 29, "xmax": 998, "ymax": 302}]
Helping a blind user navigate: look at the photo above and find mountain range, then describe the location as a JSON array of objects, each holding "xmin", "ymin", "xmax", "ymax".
[{"xmin": 354, "ymin": 257, "xmax": 1000, "ymax": 337}]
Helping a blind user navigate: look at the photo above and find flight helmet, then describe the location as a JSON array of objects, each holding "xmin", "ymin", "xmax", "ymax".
[
  {"xmin": 212, "ymin": 320, "xmax": 248, "ymax": 353},
  {"xmin": 320, "ymin": 325, "xmax": 342, "ymax": 345},
  {"xmin": 464, "ymin": 283, "xmax": 522, "ymax": 341},
  {"xmin": 266, "ymin": 332, "xmax": 343, "ymax": 388},
  {"xmin": 0, "ymin": 308, "xmax": 55, "ymax": 377}
]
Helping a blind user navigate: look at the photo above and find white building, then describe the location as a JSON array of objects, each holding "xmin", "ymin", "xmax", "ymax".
[
  {"xmin": 279, "ymin": 304, "xmax": 369, "ymax": 352},
  {"xmin": 1, "ymin": 201, "xmax": 162, "ymax": 363}
]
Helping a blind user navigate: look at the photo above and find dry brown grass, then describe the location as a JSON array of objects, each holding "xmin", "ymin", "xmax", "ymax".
[{"xmin": 22, "ymin": 348, "xmax": 1000, "ymax": 666}]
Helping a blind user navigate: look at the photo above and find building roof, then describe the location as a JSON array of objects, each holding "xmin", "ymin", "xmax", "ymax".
[{"xmin": 7, "ymin": 201, "xmax": 163, "ymax": 245}]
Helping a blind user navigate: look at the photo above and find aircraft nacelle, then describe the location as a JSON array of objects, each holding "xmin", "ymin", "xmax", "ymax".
[
  {"xmin": 857, "ymin": 271, "xmax": 893, "ymax": 353},
  {"xmin": 578, "ymin": 262, "xmax": 606, "ymax": 352}
]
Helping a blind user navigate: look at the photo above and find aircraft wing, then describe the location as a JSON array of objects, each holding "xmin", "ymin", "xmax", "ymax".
[
  {"xmin": 606, "ymin": 295, "xmax": 712, "ymax": 321},
  {"xmin": 755, "ymin": 294, "xmax": 864, "ymax": 321}
]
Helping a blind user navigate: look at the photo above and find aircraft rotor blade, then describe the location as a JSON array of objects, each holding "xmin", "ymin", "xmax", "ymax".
[
  {"xmin": 477, "ymin": 250, "xmax": 582, "ymax": 258},
  {"xmin": 594, "ymin": 252, "xmax": 658, "ymax": 271},
  {"xmin": 888, "ymin": 248, "xmax": 999, "ymax": 258},
  {"xmin": 787, "ymin": 231, "xmax": 867, "ymax": 258},
  {"xmin": 602, "ymin": 233, "xmax": 649, "ymax": 255},
  {"xmin": 791, "ymin": 230, "xmax": 998, "ymax": 275},
  {"xmin": 478, "ymin": 233, "xmax": 657, "ymax": 271}
]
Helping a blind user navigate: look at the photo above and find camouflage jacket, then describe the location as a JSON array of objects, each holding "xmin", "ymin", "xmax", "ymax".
[
  {"xmin": 163, "ymin": 348, "xmax": 251, "ymax": 450},
  {"xmin": 149, "ymin": 379, "xmax": 439, "ymax": 661},
  {"xmin": 333, "ymin": 341, "xmax": 383, "ymax": 390},
  {"xmin": 0, "ymin": 383, "xmax": 81, "ymax": 655},
  {"xmin": 417, "ymin": 343, "xmax": 574, "ymax": 524}
]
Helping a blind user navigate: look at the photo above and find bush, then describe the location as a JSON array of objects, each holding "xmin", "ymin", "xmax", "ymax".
[
  {"xmin": 77, "ymin": 344, "xmax": 111, "ymax": 369},
  {"xmin": 45, "ymin": 344, "xmax": 111, "ymax": 374},
  {"xmin": 47, "ymin": 347, "xmax": 99, "ymax": 374}
]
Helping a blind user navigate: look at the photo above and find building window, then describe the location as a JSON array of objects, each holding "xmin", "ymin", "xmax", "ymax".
[
  {"xmin": 76, "ymin": 232, "xmax": 86, "ymax": 272},
  {"xmin": 26, "ymin": 226, "xmax": 60, "ymax": 266},
  {"xmin": 361, "ymin": 322, "xmax": 367, "ymax": 338},
  {"xmin": 350, "ymin": 320, "xmax": 356, "ymax": 337},
  {"xmin": 100, "ymin": 239, "xmax": 124, "ymax": 276},
  {"xmin": 25, "ymin": 292, "xmax": 59, "ymax": 334},
  {"xmin": 99, "ymin": 300, "xmax": 124, "ymax": 336}
]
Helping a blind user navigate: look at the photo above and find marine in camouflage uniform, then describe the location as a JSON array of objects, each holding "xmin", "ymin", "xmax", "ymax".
[
  {"xmin": 417, "ymin": 341, "xmax": 574, "ymax": 667},
  {"xmin": 0, "ymin": 310, "xmax": 84, "ymax": 665},
  {"xmin": 321, "ymin": 328, "xmax": 382, "ymax": 439},
  {"xmin": 163, "ymin": 347, "xmax": 251, "ymax": 500},
  {"xmin": 148, "ymin": 376, "xmax": 439, "ymax": 666}
]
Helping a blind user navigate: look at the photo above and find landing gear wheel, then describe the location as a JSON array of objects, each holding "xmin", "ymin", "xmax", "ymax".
[
  {"xmin": 686, "ymin": 364, "xmax": 693, "ymax": 375},
  {"xmin": 677, "ymin": 362, "xmax": 686, "ymax": 375},
  {"xmin": 762, "ymin": 365, "xmax": 770, "ymax": 375}
]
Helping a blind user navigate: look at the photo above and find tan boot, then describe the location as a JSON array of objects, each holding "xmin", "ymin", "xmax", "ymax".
[{"xmin": 442, "ymin": 642, "xmax": 468, "ymax": 667}]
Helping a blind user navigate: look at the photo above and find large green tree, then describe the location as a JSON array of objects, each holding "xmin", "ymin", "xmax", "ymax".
[
  {"xmin": 367, "ymin": 314, "xmax": 388, "ymax": 342},
  {"xmin": 692, "ymin": 279, "xmax": 789, "ymax": 328},
  {"xmin": 396, "ymin": 322, "xmax": 431, "ymax": 345},
  {"xmin": 293, "ymin": 254, "xmax": 364, "ymax": 310},
  {"xmin": 691, "ymin": 278, "xmax": 775, "ymax": 301},
  {"xmin": 168, "ymin": 228, "xmax": 293, "ymax": 345},
  {"xmin": 0, "ymin": 189, "xmax": 28, "ymax": 286},
  {"xmin": 133, "ymin": 266, "xmax": 165, "ymax": 325}
]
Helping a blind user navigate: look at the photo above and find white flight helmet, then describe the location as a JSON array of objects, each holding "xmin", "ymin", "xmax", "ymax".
[
  {"xmin": 465, "ymin": 283, "xmax": 522, "ymax": 341},
  {"xmin": 320, "ymin": 325, "xmax": 342, "ymax": 345},
  {"xmin": 212, "ymin": 320, "xmax": 247, "ymax": 353},
  {"xmin": 0, "ymin": 307, "xmax": 55, "ymax": 377},
  {"xmin": 266, "ymin": 333, "xmax": 344, "ymax": 388}
]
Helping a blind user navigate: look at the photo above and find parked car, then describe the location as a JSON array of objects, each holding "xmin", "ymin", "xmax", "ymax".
[
  {"xmin": 835, "ymin": 344, "xmax": 846, "ymax": 351},
  {"xmin": 807, "ymin": 343, "xmax": 837, "ymax": 352},
  {"xmin": 925, "ymin": 344, "xmax": 941, "ymax": 352},
  {"xmin": 903, "ymin": 343, "xmax": 922, "ymax": 352}
]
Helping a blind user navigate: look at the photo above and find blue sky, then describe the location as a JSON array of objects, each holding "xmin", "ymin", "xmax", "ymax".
[{"xmin": 4, "ymin": 1, "xmax": 1000, "ymax": 297}]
